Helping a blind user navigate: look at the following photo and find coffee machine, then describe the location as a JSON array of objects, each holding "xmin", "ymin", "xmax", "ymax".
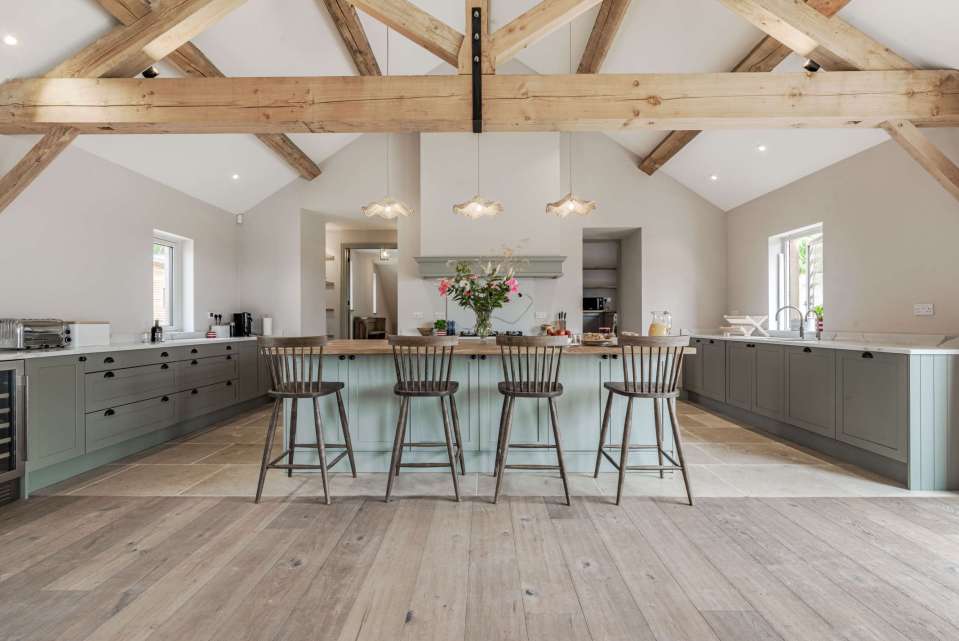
[{"xmin": 232, "ymin": 313, "xmax": 254, "ymax": 337}]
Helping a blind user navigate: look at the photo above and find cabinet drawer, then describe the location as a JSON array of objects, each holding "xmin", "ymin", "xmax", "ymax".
[
  {"xmin": 174, "ymin": 355, "xmax": 238, "ymax": 391},
  {"xmin": 180, "ymin": 342, "xmax": 240, "ymax": 360},
  {"xmin": 753, "ymin": 344, "xmax": 785, "ymax": 419},
  {"xmin": 784, "ymin": 346, "xmax": 836, "ymax": 438},
  {"xmin": 175, "ymin": 380, "xmax": 238, "ymax": 421},
  {"xmin": 725, "ymin": 342, "xmax": 755, "ymax": 411},
  {"xmin": 837, "ymin": 351, "xmax": 907, "ymax": 462},
  {"xmin": 85, "ymin": 364, "xmax": 176, "ymax": 412},
  {"xmin": 83, "ymin": 347, "xmax": 183, "ymax": 373},
  {"xmin": 700, "ymin": 339, "xmax": 726, "ymax": 402},
  {"xmin": 85, "ymin": 395, "xmax": 175, "ymax": 453}
]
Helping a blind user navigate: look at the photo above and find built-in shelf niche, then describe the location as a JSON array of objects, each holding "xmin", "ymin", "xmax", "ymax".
[{"xmin": 581, "ymin": 228, "xmax": 641, "ymax": 333}]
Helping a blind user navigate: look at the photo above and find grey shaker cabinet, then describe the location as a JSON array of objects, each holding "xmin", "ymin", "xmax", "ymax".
[
  {"xmin": 700, "ymin": 339, "xmax": 727, "ymax": 403},
  {"xmin": 752, "ymin": 343, "xmax": 785, "ymax": 420},
  {"xmin": 26, "ymin": 355, "xmax": 85, "ymax": 470},
  {"xmin": 784, "ymin": 345, "xmax": 836, "ymax": 438},
  {"xmin": 725, "ymin": 342, "xmax": 754, "ymax": 411},
  {"xmin": 836, "ymin": 351, "xmax": 908, "ymax": 462},
  {"xmin": 684, "ymin": 338, "xmax": 704, "ymax": 394}
]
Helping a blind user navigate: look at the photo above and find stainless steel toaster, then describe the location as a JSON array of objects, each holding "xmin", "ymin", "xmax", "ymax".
[{"xmin": 0, "ymin": 319, "xmax": 68, "ymax": 350}]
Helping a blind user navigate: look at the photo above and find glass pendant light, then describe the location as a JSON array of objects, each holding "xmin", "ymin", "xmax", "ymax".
[
  {"xmin": 547, "ymin": 26, "xmax": 596, "ymax": 218},
  {"xmin": 453, "ymin": 133, "xmax": 503, "ymax": 219},
  {"xmin": 362, "ymin": 29, "xmax": 414, "ymax": 220}
]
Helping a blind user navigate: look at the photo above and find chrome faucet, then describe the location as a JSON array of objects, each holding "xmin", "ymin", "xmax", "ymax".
[
  {"xmin": 775, "ymin": 305, "xmax": 805, "ymax": 339},
  {"xmin": 805, "ymin": 309, "xmax": 822, "ymax": 341}
]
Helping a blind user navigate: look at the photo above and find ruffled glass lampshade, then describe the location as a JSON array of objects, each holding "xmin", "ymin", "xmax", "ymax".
[
  {"xmin": 452, "ymin": 195, "xmax": 504, "ymax": 219},
  {"xmin": 362, "ymin": 196, "xmax": 414, "ymax": 220},
  {"xmin": 546, "ymin": 192, "xmax": 597, "ymax": 218}
]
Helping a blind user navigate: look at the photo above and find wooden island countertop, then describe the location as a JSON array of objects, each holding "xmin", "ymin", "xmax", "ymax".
[{"xmin": 319, "ymin": 339, "xmax": 695, "ymax": 356}]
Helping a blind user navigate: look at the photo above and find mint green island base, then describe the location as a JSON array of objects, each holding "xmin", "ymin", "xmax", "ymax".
[{"xmin": 284, "ymin": 354, "xmax": 678, "ymax": 473}]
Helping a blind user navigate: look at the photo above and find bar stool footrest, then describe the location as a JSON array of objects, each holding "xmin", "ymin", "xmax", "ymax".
[
  {"xmin": 626, "ymin": 465, "xmax": 683, "ymax": 472},
  {"xmin": 505, "ymin": 463, "xmax": 560, "ymax": 471},
  {"xmin": 268, "ymin": 450, "xmax": 351, "ymax": 470},
  {"xmin": 509, "ymin": 443, "xmax": 557, "ymax": 449},
  {"xmin": 399, "ymin": 462, "xmax": 455, "ymax": 469},
  {"xmin": 602, "ymin": 443, "xmax": 660, "ymax": 450}
]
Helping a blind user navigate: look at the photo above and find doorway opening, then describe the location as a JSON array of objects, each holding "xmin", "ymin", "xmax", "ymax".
[{"xmin": 340, "ymin": 244, "xmax": 399, "ymax": 339}]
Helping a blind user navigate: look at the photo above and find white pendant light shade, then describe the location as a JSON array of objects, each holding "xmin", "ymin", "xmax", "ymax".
[
  {"xmin": 363, "ymin": 197, "xmax": 414, "ymax": 220},
  {"xmin": 546, "ymin": 192, "xmax": 597, "ymax": 218},
  {"xmin": 453, "ymin": 195, "xmax": 504, "ymax": 219}
]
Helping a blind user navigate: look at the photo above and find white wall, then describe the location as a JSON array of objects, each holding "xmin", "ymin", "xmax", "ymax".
[
  {"xmin": 726, "ymin": 130, "xmax": 959, "ymax": 334},
  {"xmin": 0, "ymin": 136, "xmax": 238, "ymax": 340}
]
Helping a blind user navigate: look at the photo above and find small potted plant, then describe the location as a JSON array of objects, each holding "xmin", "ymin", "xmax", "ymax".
[{"xmin": 433, "ymin": 319, "xmax": 448, "ymax": 336}]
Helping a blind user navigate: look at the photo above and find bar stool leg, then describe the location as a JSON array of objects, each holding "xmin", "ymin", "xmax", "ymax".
[
  {"xmin": 493, "ymin": 396, "xmax": 516, "ymax": 504},
  {"xmin": 493, "ymin": 395, "xmax": 509, "ymax": 477},
  {"xmin": 254, "ymin": 398, "xmax": 281, "ymax": 504},
  {"xmin": 548, "ymin": 398, "xmax": 571, "ymax": 506},
  {"xmin": 312, "ymin": 397, "xmax": 331, "ymax": 505},
  {"xmin": 616, "ymin": 398, "xmax": 634, "ymax": 506},
  {"xmin": 667, "ymin": 398, "xmax": 694, "ymax": 506},
  {"xmin": 287, "ymin": 400, "xmax": 298, "ymax": 478},
  {"xmin": 385, "ymin": 397, "xmax": 408, "ymax": 502},
  {"xmin": 449, "ymin": 396, "xmax": 466, "ymax": 475},
  {"xmin": 336, "ymin": 390, "xmax": 357, "ymax": 478},
  {"xmin": 439, "ymin": 397, "xmax": 461, "ymax": 502},
  {"xmin": 594, "ymin": 390, "xmax": 613, "ymax": 478},
  {"xmin": 653, "ymin": 399, "xmax": 665, "ymax": 479}
]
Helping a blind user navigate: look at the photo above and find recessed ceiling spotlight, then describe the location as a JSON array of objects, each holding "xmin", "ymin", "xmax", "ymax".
[
  {"xmin": 231, "ymin": 174, "xmax": 240, "ymax": 181},
  {"xmin": 3, "ymin": 34, "xmax": 18, "ymax": 46},
  {"xmin": 709, "ymin": 174, "xmax": 719, "ymax": 182},
  {"xmin": 757, "ymin": 144, "xmax": 768, "ymax": 152}
]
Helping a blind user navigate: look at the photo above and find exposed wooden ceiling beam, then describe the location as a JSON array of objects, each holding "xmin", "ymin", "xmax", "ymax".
[
  {"xmin": 349, "ymin": 0, "xmax": 464, "ymax": 67},
  {"xmin": 578, "ymin": 0, "xmax": 632, "ymax": 74},
  {"xmin": 717, "ymin": 0, "xmax": 959, "ymax": 202},
  {"xmin": 1, "ymin": 71, "xmax": 954, "ymax": 134},
  {"xmin": 639, "ymin": 0, "xmax": 848, "ymax": 175},
  {"xmin": 1, "ymin": 0, "xmax": 249, "ymax": 215},
  {"xmin": 458, "ymin": 0, "xmax": 492, "ymax": 74},
  {"xmin": 95, "ymin": 0, "xmax": 320, "ymax": 180},
  {"xmin": 882, "ymin": 120, "xmax": 959, "ymax": 202},
  {"xmin": 323, "ymin": 0, "xmax": 382, "ymax": 76},
  {"xmin": 490, "ymin": 0, "xmax": 603, "ymax": 67},
  {"xmin": 50, "ymin": 0, "xmax": 247, "ymax": 79},
  {"xmin": 0, "ymin": 127, "xmax": 79, "ymax": 215}
]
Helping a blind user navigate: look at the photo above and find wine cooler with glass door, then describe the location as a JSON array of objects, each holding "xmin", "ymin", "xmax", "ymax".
[{"xmin": 0, "ymin": 362, "xmax": 24, "ymax": 504}]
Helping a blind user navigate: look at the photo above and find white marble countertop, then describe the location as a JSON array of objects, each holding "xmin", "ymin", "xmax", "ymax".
[
  {"xmin": 690, "ymin": 333, "xmax": 959, "ymax": 355},
  {"xmin": 0, "ymin": 336, "xmax": 258, "ymax": 363}
]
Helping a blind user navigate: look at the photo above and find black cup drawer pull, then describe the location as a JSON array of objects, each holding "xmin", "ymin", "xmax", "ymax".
[
  {"xmin": 709, "ymin": 339, "xmax": 715, "ymax": 344},
  {"xmin": 104, "ymin": 408, "xmax": 115, "ymax": 417},
  {"xmin": 104, "ymin": 371, "xmax": 115, "ymax": 378},
  {"xmin": 161, "ymin": 351, "xmax": 169, "ymax": 358},
  {"xmin": 191, "ymin": 360, "xmax": 199, "ymax": 366},
  {"xmin": 161, "ymin": 396, "xmax": 170, "ymax": 402},
  {"xmin": 803, "ymin": 347, "xmax": 812, "ymax": 353},
  {"xmin": 226, "ymin": 355, "xmax": 233, "ymax": 360},
  {"xmin": 190, "ymin": 348, "xmax": 198, "ymax": 354},
  {"xmin": 104, "ymin": 356, "xmax": 115, "ymax": 364},
  {"xmin": 191, "ymin": 389, "xmax": 199, "ymax": 395},
  {"xmin": 78, "ymin": 356, "xmax": 87, "ymax": 362},
  {"xmin": 862, "ymin": 351, "xmax": 874, "ymax": 359},
  {"xmin": 746, "ymin": 343, "xmax": 756, "ymax": 348},
  {"xmin": 226, "ymin": 381, "xmax": 233, "ymax": 386},
  {"xmin": 480, "ymin": 354, "xmax": 486, "ymax": 360},
  {"xmin": 470, "ymin": 354, "xmax": 477, "ymax": 360},
  {"xmin": 338, "ymin": 355, "xmax": 346, "ymax": 361},
  {"xmin": 226, "ymin": 345, "xmax": 232, "ymax": 351},
  {"xmin": 160, "ymin": 364, "xmax": 169, "ymax": 370}
]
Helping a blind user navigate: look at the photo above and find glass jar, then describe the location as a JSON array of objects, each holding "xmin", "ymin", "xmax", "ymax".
[{"xmin": 648, "ymin": 310, "xmax": 672, "ymax": 336}]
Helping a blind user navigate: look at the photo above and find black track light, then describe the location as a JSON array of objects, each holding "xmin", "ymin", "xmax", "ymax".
[
  {"xmin": 142, "ymin": 65, "xmax": 160, "ymax": 79},
  {"xmin": 803, "ymin": 59, "xmax": 821, "ymax": 72}
]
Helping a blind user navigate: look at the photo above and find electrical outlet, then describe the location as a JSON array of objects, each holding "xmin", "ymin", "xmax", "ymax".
[
  {"xmin": 535, "ymin": 312, "xmax": 547, "ymax": 321},
  {"xmin": 914, "ymin": 303, "xmax": 935, "ymax": 317}
]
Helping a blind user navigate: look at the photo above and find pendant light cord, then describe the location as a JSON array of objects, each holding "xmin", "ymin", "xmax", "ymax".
[
  {"xmin": 385, "ymin": 28, "xmax": 391, "ymax": 194},
  {"xmin": 476, "ymin": 133, "xmax": 481, "ymax": 195},
  {"xmin": 568, "ymin": 25, "xmax": 574, "ymax": 195}
]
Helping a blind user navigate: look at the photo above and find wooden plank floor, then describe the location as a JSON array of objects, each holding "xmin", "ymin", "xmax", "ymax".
[{"xmin": 4, "ymin": 494, "xmax": 959, "ymax": 641}]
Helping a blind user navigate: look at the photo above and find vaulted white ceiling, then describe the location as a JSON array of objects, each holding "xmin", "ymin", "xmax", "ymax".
[{"xmin": 1, "ymin": 0, "xmax": 957, "ymax": 213}]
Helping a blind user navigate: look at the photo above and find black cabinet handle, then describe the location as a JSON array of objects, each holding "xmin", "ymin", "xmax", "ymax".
[
  {"xmin": 104, "ymin": 371, "xmax": 115, "ymax": 379},
  {"xmin": 104, "ymin": 356, "xmax": 115, "ymax": 364},
  {"xmin": 161, "ymin": 351, "xmax": 169, "ymax": 358},
  {"xmin": 226, "ymin": 345, "xmax": 232, "ymax": 351},
  {"xmin": 480, "ymin": 355, "xmax": 486, "ymax": 360},
  {"xmin": 862, "ymin": 351, "xmax": 874, "ymax": 359},
  {"xmin": 191, "ymin": 389, "xmax": 199, "ymax": 395},
  {"xmin": 191, "ymin": 360, "xmax": 198, "ymax": 366},
  {"xmin": 160, "ymin": 364, "xmax": 169, "ymax": 370},
  {"xmin": 161, "ymin": 396, "xmax": 169, "ymax": 402},
  {"xmin": 226, "ymin": 380, "xmax": 233, "ymax": 386},
  {"xmin": 601, "ymin": 354, "xmax": 609, "ymax": 360},
  {"xmin": 226, "ymin": 355, "xmax": 233, "ymax": 360},
  {"xmin": 104, "ymin": 408, "xmax": 115, "ymax": 417},
  {"xmin": 803, "ymin": 347, "xmax": 812, "ymax": 353},
  {"xmin": 191, "ymin": 348, "xmax": 198, "ymax": 354},
  {"xmin": 78, "ymin": 356, "xmax": 87, "ymax": 362},
  {"xmin": 709, "ymin": 339, "xmax": 715, "ymax": 344},
  {"xmin": 470, "ymin": 354, "xmax": 477, "ymax": 360},
  {"xmin": 338, "ymin": 355, "xmax": 346, "ymax": 361},
  {"xmin": 612, "ymin": 354, "xmax": 619, "ymax": 360},
  {"xmin": 349, "ymin": 355, "xmax": 356, "ymax": 361},
  {"xmin": 746, "ymin": 343, "xmax": 756, "ymax": 348}
]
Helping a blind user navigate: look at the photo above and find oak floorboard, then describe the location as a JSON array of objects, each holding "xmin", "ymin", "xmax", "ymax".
[
  {"xmin": 269, "ymin": 499, "xmax": 395, "ymax": 641},
  {"xmin": 868, "ymin": 497, "xmax": 959, "ymax": 535},
  {"xmin": 466, "ymin": 500, "xmax": 529, "ymax": 641},
  {"xmin": 401, "ymin": 498, "xmax": 473, "ymax": 641},
  {"xmin": 547, "ymin": 499, "xmax": 656, "ymax": 641},
  {"xmin": 510, "ymin": 496, "xmax": 592, "ymax": 641},
  {"xmin": 584, "ymin": 497, "xmax": 719, "ymax": 641},
  {"xmin": 214, "ymin": 500, "xmax": 366, "ymax": 641},
  {"xmin": 700, "ymin": 611, "xmax": 786, "ymax": 641}
]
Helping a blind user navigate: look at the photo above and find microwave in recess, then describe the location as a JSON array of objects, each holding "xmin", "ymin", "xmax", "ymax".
[{"xmin": 583, "ymin": 297, "xmax": 610, "ymax": 312}]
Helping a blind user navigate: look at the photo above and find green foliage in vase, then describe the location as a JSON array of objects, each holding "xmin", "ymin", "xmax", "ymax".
[{"xmin": 438, "ymin": 260, "xmax": 519, "ymax": 314}]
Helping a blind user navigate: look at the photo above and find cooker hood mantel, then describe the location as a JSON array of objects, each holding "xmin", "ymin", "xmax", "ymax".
[{"xmin": 414, "ymin": 256, "xmax": 566, "ymax": 279}]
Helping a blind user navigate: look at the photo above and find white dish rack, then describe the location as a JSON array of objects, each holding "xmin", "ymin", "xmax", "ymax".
[{"xmin": 720, "ymin": 315, "xmax": 769, "ymax": 337}]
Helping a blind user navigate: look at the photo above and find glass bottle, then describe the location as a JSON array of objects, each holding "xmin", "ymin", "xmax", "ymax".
[{"xmin": 648, "ymin": 311, "xmax": 672, "ymax": 336}]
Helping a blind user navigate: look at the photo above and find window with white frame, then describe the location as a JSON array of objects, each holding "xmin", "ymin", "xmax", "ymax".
[
  {"xmin": 770, "ymin": 223, "xmax": 823, "ymax": 329},
  {"xmin": 152, "ymin": 231, "xmax": 187, "ymax": 330}
]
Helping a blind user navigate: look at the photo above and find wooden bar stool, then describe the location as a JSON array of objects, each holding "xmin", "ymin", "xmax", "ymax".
[
  {"xmin": 255, "ymin": 337, "xmax": 357, "ymax": 505},
  {"xmin": 594, "ymin": 335, "xmax": 693, "ymax": 506},
  {"xmin": 385, "ymin": 335, "xmax": 465, "ymax": 502},
  {"xmin": 493, "ymin": 335, "xmax": 571, "ymax": 505}
]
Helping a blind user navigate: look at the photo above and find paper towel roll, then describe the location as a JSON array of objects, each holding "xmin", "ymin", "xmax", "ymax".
[{"xmin": 262, "ymin": 317, "xmax": 273, "ymax": 336}]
